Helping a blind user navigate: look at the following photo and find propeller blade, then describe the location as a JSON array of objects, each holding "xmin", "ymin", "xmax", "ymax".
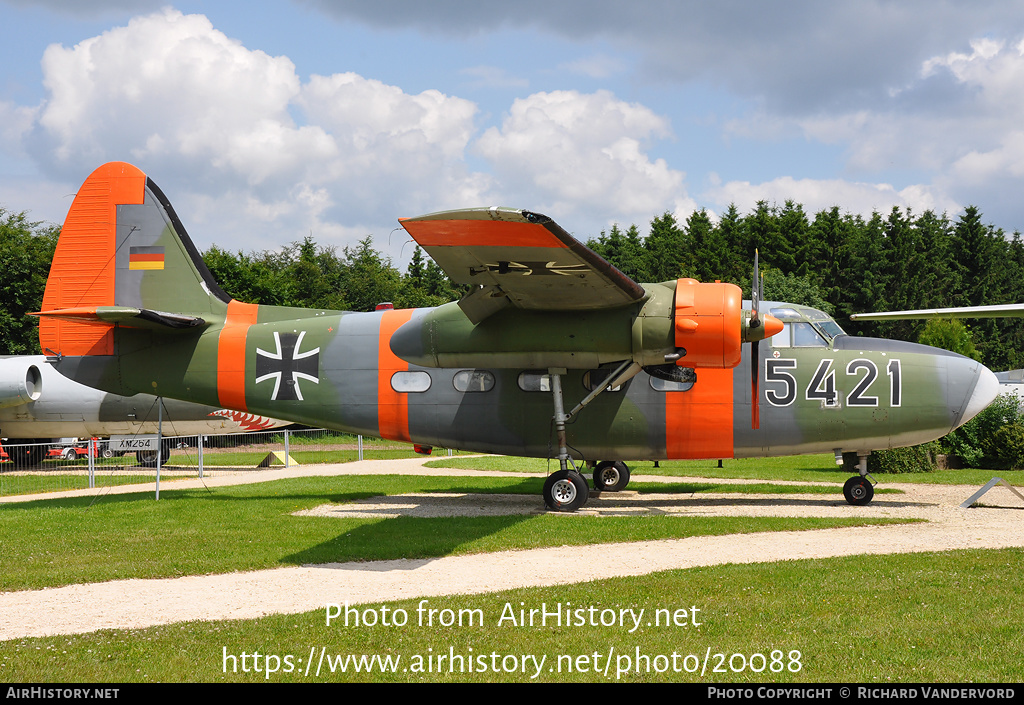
[
  {"xmin": 751, "ymin": 339, "xmax": 760, "ymax": 429},
  {"xmin": 751, "ymin": 249, "xmax": 760, "ymax": 327}
]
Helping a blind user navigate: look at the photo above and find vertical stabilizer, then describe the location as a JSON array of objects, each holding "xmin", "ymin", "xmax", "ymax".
[{"xmin": 38, "ymin": 162, "xmax": 231, "ymax": 357}]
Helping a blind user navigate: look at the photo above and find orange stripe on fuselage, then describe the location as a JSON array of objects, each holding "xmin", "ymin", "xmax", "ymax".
[
  {"xmin": 377, "ymin": 308, "xmax": 415, "ymax": 442},
  {"xmin": 665, "ymin": 368, "xmax": 734, "ymax": 459},
  {"xmin": 217, "ymin": 300, "xmax": 259, "ymax": 411},
  {"xmin": 399, "ymin": 219, "xmax": 567, "ymax": 249}
]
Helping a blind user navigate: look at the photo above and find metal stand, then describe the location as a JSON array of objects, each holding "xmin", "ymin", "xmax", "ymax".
[{"xmin": 960, "ymin": 477, "xmax": 1024, "ymax": 508}]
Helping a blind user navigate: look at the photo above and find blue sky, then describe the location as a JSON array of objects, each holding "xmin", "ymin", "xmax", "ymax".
[{"xmin": 3, "ymin": 1, "xmax": 1024, "ymax": 266}]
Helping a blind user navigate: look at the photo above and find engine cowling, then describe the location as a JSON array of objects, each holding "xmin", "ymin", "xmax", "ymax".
[
  {"xmin": 673, "ymin": 279, "xmax": 743, "ymax": 368},
  {"xmin": 672, "ymin": 278, "xmax": 782, "ymax": 369},
  {"xmin": 0, "ymin": 358, "xmax": 43, "ymax": 408}
]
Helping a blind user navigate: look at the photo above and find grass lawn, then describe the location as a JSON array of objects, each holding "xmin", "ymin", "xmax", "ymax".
[
  {"xmin": 2, "ymin": 548, "xmax": 1020, "ymax": 683},
  {"xmin": 0, "ymin": 474, "xmax": 159, "ymax": 496},
  {"xmin": 0, "ymin": 474, "xmax": 906, "ymax": 592},
  {"xmin": 2, "ymin": 455, "xmax": 1018, "ymax": 683}
]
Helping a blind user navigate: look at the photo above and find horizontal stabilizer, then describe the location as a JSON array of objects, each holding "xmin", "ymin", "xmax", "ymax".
[{"xmin": 32, "ymin": 306, "xmax": 206, "ymax": 330}]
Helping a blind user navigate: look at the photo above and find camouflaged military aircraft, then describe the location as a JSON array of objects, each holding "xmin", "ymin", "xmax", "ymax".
[{"xmin": 33, "ymin": 163, "xmax": 999, "ymax": 511}]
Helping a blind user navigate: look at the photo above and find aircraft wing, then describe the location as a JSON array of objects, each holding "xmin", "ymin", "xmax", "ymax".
[
  {"xmin": 851, "ymin": 304, "xmax": 1024, "ymax": 321},
  {"xmin": 399, "ymin": 207, "xmax": 646, "ymax": 323}
]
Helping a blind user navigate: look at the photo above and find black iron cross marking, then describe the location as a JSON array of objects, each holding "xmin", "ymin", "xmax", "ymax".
[
  {"xmin": 255, "ymin": 331, "xmax": 320, "ymax": 401},
  {"xmin": 471, "ymin": 260, "xmax": 590, "ymax": 276}
]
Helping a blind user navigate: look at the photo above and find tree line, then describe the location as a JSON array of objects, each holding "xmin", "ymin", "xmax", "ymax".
[
  {"xmin": 586, "ymin": 202, "xmax": 1024, "ymax": 370},
  {"xmin": 4, "ymin": 200, "xmax": 1024, "ymax": 371}
]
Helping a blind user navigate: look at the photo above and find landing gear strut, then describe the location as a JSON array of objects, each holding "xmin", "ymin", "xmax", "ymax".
[{"xmin": 543, "ymin": 368, "xmax": 590, "ymax": 512}]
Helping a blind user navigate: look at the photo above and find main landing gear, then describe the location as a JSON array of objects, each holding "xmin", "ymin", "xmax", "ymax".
[
  {"xmin": 542, "ymin": 462, "xmax": 633, "ymax": 511},
  {"xmin": 542, "ymin": 369, "xmax": 590, "ymax": 512},
  {"xmin": 842, "ymin": 452, "xmax": 875, "ymax": 506},
  {"xmin": 543, "ymin": 470, "xmax": 589, "ymax": 512},
  {"xmin": 541, "ymin": 365, "xmax": 638, "ymax": 512}
]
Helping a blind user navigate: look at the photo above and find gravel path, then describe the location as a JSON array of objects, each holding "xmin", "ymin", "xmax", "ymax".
[{"xmin": 2, "ymin": 458, "xmax": 1023, "ymax": 640}]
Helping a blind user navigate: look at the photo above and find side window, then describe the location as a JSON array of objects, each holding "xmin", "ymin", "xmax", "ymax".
[
  {"xmin": 649, "ymin": 377, "xmax": 695, "ymax": 392},
  {"xmin": 583, "ymin": 368, "xmax": 623, "ymax": 392},
  {"xmin": 518, "ymin": 371, "xmax": 551, "ymax": 392},
  {"xmin": 771, "ymin": 323, "xmax": 792, "ymax": 348},
  {"xmin": 391, "ymin": 371, "xmax": 431, "ymax": 393},
  {"xmin": 453, "ymin": 370, "xmax": 495, "ymax": 392}
]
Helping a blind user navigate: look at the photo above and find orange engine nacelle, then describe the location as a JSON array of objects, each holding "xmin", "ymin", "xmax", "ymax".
[{"xmin": 673, "ymin": 279, "xmax": 743, "ymax": 369}]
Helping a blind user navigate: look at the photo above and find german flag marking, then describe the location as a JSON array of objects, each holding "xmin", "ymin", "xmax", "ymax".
[{"xmin": 129, "ymin": 246, "xmax": 165, "ymax": 270}]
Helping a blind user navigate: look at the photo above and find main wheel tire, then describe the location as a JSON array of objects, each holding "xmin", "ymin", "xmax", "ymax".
[
  {"xmin": 62, "ymin": 447, "xmax": 79, "ymax": 461},
  {"xmin": 843, "ymin": 476, "xmax": 874, "ymax": 506},
  {"xmin": 593, "ymin": 460, "xmax": 630, "ymax": 492},
  {"xmin": 101, "ymin": 444, "xmax": 115, "ymax": 459},
  {"xmin": 543, "ymin": 470, "xmax": 590, "ymax": 512},
  {"xmin": 136, "ymin": 440, "xmax": 173, "ymax": 468}
]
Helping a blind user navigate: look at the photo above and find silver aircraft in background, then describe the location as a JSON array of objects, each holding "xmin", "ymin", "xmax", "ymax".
[{"xmin": 0, "ymin": 356, "xmax": 285, "ymax": 466}]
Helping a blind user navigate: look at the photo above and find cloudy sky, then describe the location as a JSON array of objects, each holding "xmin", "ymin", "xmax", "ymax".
[{"xmin": 3, "ymin": 1, "xmax": 1024, "ymax": 265}]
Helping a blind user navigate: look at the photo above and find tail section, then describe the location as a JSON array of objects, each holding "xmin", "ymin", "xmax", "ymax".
[{"xmin": 38, "ymin": 162, "xmax": 230, "ymax": 357}]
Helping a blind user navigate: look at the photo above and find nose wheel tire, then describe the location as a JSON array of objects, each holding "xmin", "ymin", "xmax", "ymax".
[
  {"xmin": 593, "ymin": 461, "xmax": 630, "ymax": 492},
  {"xmin": 843, "ymin": 475, "xmax": 874, "ymax": 506},
  {"xmin": 544, "ymin": 470, "xmax": 589, "ymax": 512}
]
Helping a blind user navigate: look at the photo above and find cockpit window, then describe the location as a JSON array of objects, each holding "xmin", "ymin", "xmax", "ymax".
[
  {"xmin": 768, "ymin": 306, "xmax": 843, "ymax": 348},
  {"xmin": 769, "ymin": 307, "xmax": 803, "ymax": 322},
  {"xmin": 792, "ymin": 322, "xmax": 828, "ymax": 347},
  {"xmin": 800, "ymin": 307, "xmax": 846, "ymax": 341}
]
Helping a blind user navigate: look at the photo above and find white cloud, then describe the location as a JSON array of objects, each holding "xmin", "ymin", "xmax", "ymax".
[
  {"xmin": 704, "ymin": 176, "xmax": 960, "ymax": 219},
  {"xmin": 0, "ymin": 100, "xmax": 37, "ymax": 159},
  {"xmin": 23, "ymin": 8, "xmax": 490, "ymax": 252},
  {"xmin": 475, "ymin": 89, "xmax": 691, "ymax": 226},
  {"xmin": 35, "ymin": 10, "xmax": 322, "ymax": 177}
]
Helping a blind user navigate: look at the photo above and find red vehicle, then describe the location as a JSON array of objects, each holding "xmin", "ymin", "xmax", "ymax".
[{"xmin": 0, "ymin": 439, "xmax": 98, "ymax": 463}]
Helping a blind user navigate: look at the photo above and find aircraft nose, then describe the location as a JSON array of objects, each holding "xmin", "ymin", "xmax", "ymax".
[{"xmin": 955, "ymin": 362, "xmax": 999, "ymax": 428}]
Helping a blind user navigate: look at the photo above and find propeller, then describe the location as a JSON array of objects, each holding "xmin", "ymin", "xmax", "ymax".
[
  {"xmin": 742, "ymin": 251, "xmax": 780, "ymax": 430},
  {"xmin": 668, "ymin": 258, "xmax": 781, "ymax": 431}
]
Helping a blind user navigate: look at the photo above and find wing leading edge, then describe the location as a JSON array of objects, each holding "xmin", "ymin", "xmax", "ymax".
[
  {"xmin": 851, "ymin": 304, "xmax": 1024, "ymax": 321},
  {"xmin": 399, "ymin": 207, "xmax": 646, "ymax": 324}
]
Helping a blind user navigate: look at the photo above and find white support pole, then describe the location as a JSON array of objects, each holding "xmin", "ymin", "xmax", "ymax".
[
  {"xmin": 198, "ymin": 434, "xmax": 204, "ymax": 478},
  {"xmin": 156, "ymin": 398, "xmax": 162, "ymax": 501},
  {"xmin": 358, "ymin": 435, "xmax": 363, "ymax": 461},
  {"xmin": 87, "ymin": 437, "xmax": 95, "ymax": 489},
  {"xmin": 284, "ymin": 429, "xmax": 290, "ymax": 468}
]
